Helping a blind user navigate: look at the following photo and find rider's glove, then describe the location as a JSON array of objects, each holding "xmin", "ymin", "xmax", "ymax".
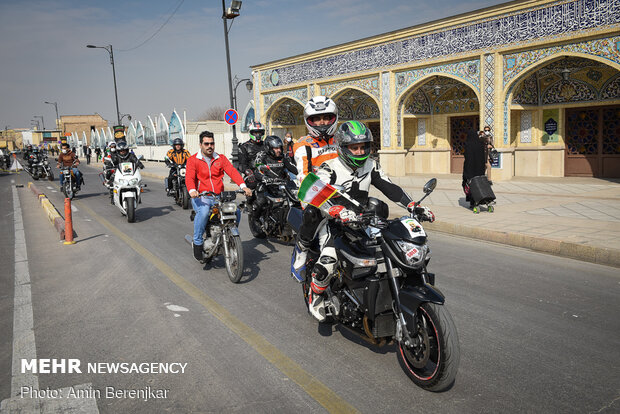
[
  {"xmin": 407, "ymin": 201, "xmax": 435, "ymax": 223},
  {"xmin": 328, "ymin": 205, "xmax": 358, "ymax": 223}
]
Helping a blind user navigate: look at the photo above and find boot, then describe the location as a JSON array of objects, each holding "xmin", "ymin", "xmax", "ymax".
[
  {"xmin": 308, "ymin": 284, "xmax": 326, "ymax": 322},
  {"xmin": 291, "ymin": 240, "xmax": 309, "ymax": 282},
  {"xmin": 192, "ymin": 242, "xmax": 203, "ymax": 262}
]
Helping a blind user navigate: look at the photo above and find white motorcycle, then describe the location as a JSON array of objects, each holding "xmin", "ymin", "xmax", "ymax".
[{"xmin": 111, "ymin": 157, "xmax": 145, "ymax": 223}]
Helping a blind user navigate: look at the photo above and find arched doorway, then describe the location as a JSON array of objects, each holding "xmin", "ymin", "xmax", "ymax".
[
  {"xmin": 401, "ymin": 76, "xmax": 480, "ymax": 173},
  {"xmin": 509, "ymin": 56, "xmax": 620, "ymax": 177},
  {"xmin": 332, "ymin": 89, "xmax": 381, "ymax": 154},
  {"xmin": 266, "ymin": 98, "xmax": 305, "ymax": 140}
]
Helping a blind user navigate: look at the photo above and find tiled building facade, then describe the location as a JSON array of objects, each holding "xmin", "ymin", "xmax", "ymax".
[{"xmin": 250, "ymin": 0, "xmax": 620, "ymax": 178}]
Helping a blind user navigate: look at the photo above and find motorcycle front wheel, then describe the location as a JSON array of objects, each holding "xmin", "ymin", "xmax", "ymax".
[
  {"xmin": 248, "ymin": 215, "xmax": 266, "ymax": 239},
  {"xmin": 126, "ymin": 198, "xmax": 136, "ymax": 223},
  {"xmin": 397, "ymin": 302, "xmax": 460, "ymax": 392},
  {"xmin": 48, "ymin": 171, "xmax": 54, "ymax": 181},
  {"xmin": 224, "ymin": 230, "xmax": 244, "ymax": 283},
  {"xmin": 181, "ymin": 188, "xmax": 190, "ymax": 210}
]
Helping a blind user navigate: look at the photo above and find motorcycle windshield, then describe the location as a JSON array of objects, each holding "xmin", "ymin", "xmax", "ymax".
[{"xmin": 119, "ymin": 162, "xmax": 135, "ymax": 175}]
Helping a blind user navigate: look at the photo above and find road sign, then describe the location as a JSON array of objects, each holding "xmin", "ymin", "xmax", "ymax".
[{"xmin": 224, "ymin": 109, "xmax": 238, "ymax": 126}]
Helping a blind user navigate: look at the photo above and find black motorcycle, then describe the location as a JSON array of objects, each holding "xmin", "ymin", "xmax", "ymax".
[
  {"xmin": 288, "ymin": 178, "xmax": 460, "ymax": 392},
  {"xmin": 28, "ymin": 153, "xmax": 54, "ymax": 181},
  {"xmin": 247, "ymin": 168, "xmax": 300, "ymax": 243},
  {"xmin": 168, "ymin": 163, "xmax": 190, "ymax": 209},
  {"xmin": 60, "ymin": 161, "xmax": 80, "ymax": 200}
]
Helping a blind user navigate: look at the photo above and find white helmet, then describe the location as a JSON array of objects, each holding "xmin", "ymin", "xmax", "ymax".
[{"xmin": 304, "ymin": 96, "xmax": 338, "ymax": 139}]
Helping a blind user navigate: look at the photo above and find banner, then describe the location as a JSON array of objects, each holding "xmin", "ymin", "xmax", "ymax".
[
  {"xmin": 136, "ymin": 121, "xmax": 144, "ymax": 146},
  {"xmin": 145, "ymin": 117, "xmax": 156, "ymax": 146},
  {"xmin": 168, "ymin": 110, "xmax": 185, "ymax": 144},
  {"xmin": 156, "ymin": 113, "xmax": 169, "ymax": 146},
  {"xmin": 127, "ymin": 122, "xmax": 137, "ymax": 147}
]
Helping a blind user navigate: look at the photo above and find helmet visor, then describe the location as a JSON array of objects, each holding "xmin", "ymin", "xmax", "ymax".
[{"xmin": 307, "ymin": 113, "xmax": 336, "ymax": 127}]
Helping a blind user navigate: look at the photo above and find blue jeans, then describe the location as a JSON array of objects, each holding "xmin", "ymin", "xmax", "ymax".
[
  {"xmin": 191, "ymin": 196, "xmax": 216, "ymax": 246},
  {"xmin": 59, "ymin": 168, "xmax": 81, "ymax": 188}
]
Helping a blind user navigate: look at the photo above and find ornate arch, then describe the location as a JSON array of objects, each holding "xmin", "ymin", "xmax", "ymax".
[
  {"xmin": 265, "ymin": 97, "xmax": 304, "ymax": 133},
  {"xmin": 331, "ymin": 88, "xmax": 380, "ymax": 120},
  {"xmin": 502, "ymin": 50, "xmax": 620, "ymax": 144}
]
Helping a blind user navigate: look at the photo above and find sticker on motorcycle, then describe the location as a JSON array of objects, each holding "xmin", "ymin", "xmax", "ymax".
[
  {"xmin": 120, "ymin": 162, "xmax": 134, "ymax": 174},
  {"xmin": 401, "ymin": 218, "xmax": 426, "ymax": 237}
]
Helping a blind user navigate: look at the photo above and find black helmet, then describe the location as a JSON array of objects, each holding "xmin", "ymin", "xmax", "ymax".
[
  {"xmin": 334, "ymin": 120, "xmax": 373, "ymax": 169},
  {"xmin": 366, "ymin": 197, "xmax": 389, "ymax": 219},
  {"xmin": 172, "ymin": 138, "xmax": 184, "ymax": 148},
  {"xmin": 117, "ymin": 140, "xmax": 129, "ymax": 159},
  {"xmin": 264, "ymin": 135, "xmax": 284, "ymax": 160}
]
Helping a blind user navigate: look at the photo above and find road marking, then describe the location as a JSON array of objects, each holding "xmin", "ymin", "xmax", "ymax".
[
  {"xmin": 11, "ymin": 179, "xmax": 15, "ymax": 184},
  {"xmin": 1, "ymin": 187, "xmax": 99, "ymax": 413},
  {"xmin": 76, "ymin": 200, "xmax": 359, "ymax": 414},
  {"xmin": 71, "ymin": 205, "xmax": 78, "ymax": 212}
]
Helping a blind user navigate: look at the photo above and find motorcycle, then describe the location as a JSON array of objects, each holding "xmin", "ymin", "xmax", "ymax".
[
  {"xmin": 59, "ymin": 161, "xmax": 80, "ymax": 200},
  {"xmin": 247, "ymin": 167, "xmax": 300, "ymax": 243},
  {"xmin": 184, "ymin": 190, "xmax": 245, "ymax": 283},
  {"xmin": 288, "ymin": 178, "xmax": 460, "ymax": 392},
  {"xmin": 28, "ymin": 153, "xmax": 54, "ymax": 181},
  {"xmin": 111, "ymin": 157, "xmax": 145, "ymax": 223},
  {"xmin": 167, "ymin": 163, "xmax": 190, "ymax": 209}
]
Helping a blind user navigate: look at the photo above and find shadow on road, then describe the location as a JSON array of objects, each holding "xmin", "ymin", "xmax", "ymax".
[{"xmin": 136, "ymin": 205, "xmax": 175, "ymax": 221}]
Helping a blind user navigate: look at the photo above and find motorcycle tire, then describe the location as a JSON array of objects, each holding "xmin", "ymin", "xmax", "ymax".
[
  {"xmin": 248, "ymin": 216, "xmax": 266, "ymax": 239},
  {"xmin": 48, "ymin": 171, "xmax": 54, "ymax": 181},
  {"xmin": 32, "ymin": 173, "xmax": 40, "ymax": 180},
  {"xmin": 182, "ymin": 188, "xmax": 190, "ymax": 210},
  {"xmin": 126, "ymin": 198, "xmax": 136, "ymax": 223},
  {"xmin": 397, "ymin": 302, "xmax": 460, "ymax": 392},
  {"xmin": 224, "ymin": 230, "xmax": 244, "ymax": 283}
]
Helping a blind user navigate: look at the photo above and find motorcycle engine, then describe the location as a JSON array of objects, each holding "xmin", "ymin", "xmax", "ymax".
[{"xmin": 338, "ymin": 292, "xmax": 363, "ymax": 325}]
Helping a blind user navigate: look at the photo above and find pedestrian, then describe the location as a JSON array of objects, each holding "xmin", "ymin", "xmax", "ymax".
[
  {"xmin": 462, "ymin": 128, "xmax": 487, "ymax": 209},
  {"xmin": 95, "ymin": 147, "xmax": 101, "ymax": 163},
  {"xmin": 284, "ymin": 132, "xmax": 295, "ymax": 158},
  {"xmin": 86, "ymin": 147, "xmax": 92, "ymax": 164}
]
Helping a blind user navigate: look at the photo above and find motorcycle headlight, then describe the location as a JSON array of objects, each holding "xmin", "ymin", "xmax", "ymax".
[
  {"xmin": 395, "ymin": 240, "xmax": 427, "ymax": 267},
  {"xmin": 43, "ymin": 160, "xmax": 49, "ymax": 165},
  {"xmin": 221, "ymin": 202, "xmax": 237, "ymax": 214},
  {"xmin": 126, "ymin": 178, "xmax": 139, "ymax": 186},
  {"xmin": 179, "ymin": 168, "xmax": 186, "ymax": 177}
]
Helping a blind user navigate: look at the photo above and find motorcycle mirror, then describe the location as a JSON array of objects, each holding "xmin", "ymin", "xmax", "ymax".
[
  {"xmin": 138, "ymin": 155, "xmax": 145, "ymax": 160},
  {"xmin": 423, "ymin": 178, "xmax": 437, "ymax": 194},
  {"xmin": 332, "ymin": 184, "xmax": 345, "ymax": 192}
]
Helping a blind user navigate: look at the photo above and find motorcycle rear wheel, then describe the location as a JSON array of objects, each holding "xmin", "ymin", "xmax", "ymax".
[
  {"xmin": 48, "ymin": 171, "xmax": 54, "ymax": 181},
  {"xmin": 224, "ymin": 230, "xmax": 244, "ymax": 283},
  {"xmin": 397, "ymin": 302, "xmax": 460, "ymax": 392}
]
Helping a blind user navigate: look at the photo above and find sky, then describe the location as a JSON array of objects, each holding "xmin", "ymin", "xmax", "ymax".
[{"xmin": 0, "ymin": 0, "xmax": 505, "ymax": 130}]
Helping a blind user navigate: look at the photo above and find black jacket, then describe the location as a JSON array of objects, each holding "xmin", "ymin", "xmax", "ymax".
[
  {"xmin": 238, "ymin": 141, "xmax": 265, "ymax": 173},
  {"xmin": 255, "ymin": 151, "xmax": 297, "ymax": 181}
]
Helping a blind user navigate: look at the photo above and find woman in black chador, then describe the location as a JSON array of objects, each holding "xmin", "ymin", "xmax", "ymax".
[{"xmin": 462, "ymin": 129, "xmax": 487, "ymax": 208}]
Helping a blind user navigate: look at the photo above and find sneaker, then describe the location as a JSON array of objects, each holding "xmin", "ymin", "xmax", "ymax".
[
  {"xmin": 192, "ymin": 242, "xmax": 203, "ymax": 262},
  {"xmin": 308, "ymin": 290, "xmax": 326, "ymax": 322}
]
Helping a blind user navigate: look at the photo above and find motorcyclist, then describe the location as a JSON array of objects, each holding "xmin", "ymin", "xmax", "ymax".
[
  {"xmin": 303, "ymin": 120, "xmax": 435, "ymax": 321},
  {"xmin": 291, "ymin": 96, "xmax": 340, "ymax": 278},
  {"xmin": 23, "ymin": 144, "xmax": 33, "ymax": 161},
  {"xmin": 238, "ymin": 121, "xmax": 266, "ymax": 187},
  {"xmin": 186, "ymin": 130, "xmax": 252, "ymax": 262},
  {"xmin": 110, "ymin": 140, "xmax": 144, "ymax": 169},
  {"xmin": 250, "ymin": 135, "xmax": 297, "ymax": 222},
  {"xmin": 56, "ymin": 143, "xmax": 83, "ymax": 190},
  {"xmin": 103, "ymin": 142, "xmax": 118, "ymax": 186},
  {"xmin": 164, "ymin": 138, "xmax": 191, "ymax": 196}
]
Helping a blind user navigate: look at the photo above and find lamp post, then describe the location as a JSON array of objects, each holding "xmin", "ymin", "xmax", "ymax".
[
  {"xmin": 86, "ymin": 44, "xmax": 121, "ymax": 125},
  {"xmin": 232, "ymin": 76, "xmax": 253, "ymax": 111},
  {"xmin": 120, "ymin": 113, "xmax": 132, "ymax": 123},
  {"xmin": 34, "ymin": 116, "xmax": 45, "ymax": 130},
  {"xmin": 221, "ymin": 0, "xmax": 242, "ymax": 167},
  {"xmin": 44, "ymin": 101, "xmax": 60, "ymax": 130}
]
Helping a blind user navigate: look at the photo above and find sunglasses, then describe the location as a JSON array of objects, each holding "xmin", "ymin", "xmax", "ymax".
[{"xmin": 202, "ymin": 142, "xmax": 215, "ymax": 146}]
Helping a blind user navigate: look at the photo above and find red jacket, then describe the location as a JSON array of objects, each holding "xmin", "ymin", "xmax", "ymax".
[{"xmin": 186, "ymin": 151, "xmax": 246, "ymax": 194}]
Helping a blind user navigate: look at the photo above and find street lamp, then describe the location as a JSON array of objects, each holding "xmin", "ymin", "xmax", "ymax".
[
  {"xmin": 232, "ymin": 76, "xmax": 253, "ymax": 111},
  {"xmin": 86, "ymin": 44, "xmax": 121, "ymax": 125},
  {"xmin": 120, "ymin": 113, "xmax": 132, "ymax": 123},
  {"xmin": 34, "ymin": 115, "xmax": 45, "ymax": 130},
  {"xmin": 44, "ymin": 101, "xmax": 60, "ymax": 130},
  {"xmin": 221, "ymin": 0, "xmax": 242, "ymax": 167}
]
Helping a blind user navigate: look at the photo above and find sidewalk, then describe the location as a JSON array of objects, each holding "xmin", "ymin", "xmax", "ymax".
[{"xmin": 93, "ymin": 161, "xmax": 620, "ymax": 267}]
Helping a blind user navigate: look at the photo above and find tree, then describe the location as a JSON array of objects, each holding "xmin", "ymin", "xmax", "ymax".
[{"xmin": 199, "ymin": 106, "xmax": 227, "ymax": 121}]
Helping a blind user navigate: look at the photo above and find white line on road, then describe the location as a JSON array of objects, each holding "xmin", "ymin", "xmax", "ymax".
[
  {"xmin": 71, "ymin": 205, "xmax": 78, "ymax": 212},
  {"xmin": 10, "ymin": 179, "xmax": 14, "ymax": 184},
  {"xmin": 0, "ymin": 187, "xmax": 99, "ymax": 413}
]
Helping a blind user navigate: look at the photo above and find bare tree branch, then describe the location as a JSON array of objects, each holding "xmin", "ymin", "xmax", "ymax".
[{"xmin": 198, "ymin": 106, "xmax": 228, "ymax": 121}]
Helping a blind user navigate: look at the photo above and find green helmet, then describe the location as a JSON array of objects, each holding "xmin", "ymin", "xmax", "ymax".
[{"xmin": 334, "ymin": 121, "xmax": 373, "ymax": 169}]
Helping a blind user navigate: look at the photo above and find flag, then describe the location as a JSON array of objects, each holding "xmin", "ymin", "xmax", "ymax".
[{"xmin": 298, "ymin": 173, "xmax": 337, "ymax": 207}]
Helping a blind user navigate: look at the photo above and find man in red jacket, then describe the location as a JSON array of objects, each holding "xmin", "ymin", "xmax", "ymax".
[{"xmin": 186, "ymin": 131, "xmax": 252, "ymax": 261}]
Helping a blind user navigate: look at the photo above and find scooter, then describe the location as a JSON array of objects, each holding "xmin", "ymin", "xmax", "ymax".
[{"xmin": 111, "ymin": 156, "xmax": 145, "ymax": 223}]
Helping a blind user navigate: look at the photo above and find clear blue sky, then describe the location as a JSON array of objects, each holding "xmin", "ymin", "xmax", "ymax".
[{"xmin": 0, "ymin": 0, "xmax": 504, "ymax": 129}]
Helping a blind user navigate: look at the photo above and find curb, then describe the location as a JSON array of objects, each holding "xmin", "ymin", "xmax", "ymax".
[
  {"xmin": 27, "ymin": 182, "xmax": 66, "ymax": 240},
  {"xmin": 425, "ymin": 220, "xmax": 620, "ymax": 268}
]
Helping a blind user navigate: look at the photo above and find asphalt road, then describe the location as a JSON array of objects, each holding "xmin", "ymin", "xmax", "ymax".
[{"xmin": 1, "ymin": 164, "xmax": 619, "ymax": 413}]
